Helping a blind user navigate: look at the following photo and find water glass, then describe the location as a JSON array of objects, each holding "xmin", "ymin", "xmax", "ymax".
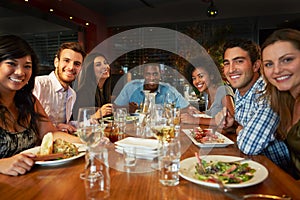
[
  {"xmin": 81, "ymin": 147, "xmax": 110, "ymax": 199},
  {"xmin": 159, "ymin": 139, "xmax": 181, "ymax": 186},
  {"xmin": 114, "ymin": 108, "xmax": 127, "ymax": 135},
  {"xmin": 77, "ymin": 107, "xmax": 103, "ymax": 147},
  {"xmin": 123, "ymin": 147, "xmax": 137, "ymax": 167}
]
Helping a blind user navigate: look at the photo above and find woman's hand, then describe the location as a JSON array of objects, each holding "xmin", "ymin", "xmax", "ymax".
[
  {"xmin": 0, "ymin": 153, "xmax": 35, "ymax": 176},
  {"xmin": 187, "ymin": 106, "xmax": 202, "ymax": 115},
  {"xmin": 180, "ymin": 113, "xmax": 199, "ymax": 125},
  {"xmin": 100, "ymin": 103, "xmax": 113, "ymax": 117}
]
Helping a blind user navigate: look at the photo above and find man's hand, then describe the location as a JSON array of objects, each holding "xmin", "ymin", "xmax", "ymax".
[
  {"xmin": 215, "ymin": 107, "xmax": 235, "ymax": 129},
  {"xmin": 129, "ymin": 102, "xmax": 138, "ymax": 114}
]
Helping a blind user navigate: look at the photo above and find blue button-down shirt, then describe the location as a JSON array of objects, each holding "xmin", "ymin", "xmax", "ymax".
[
  {"xmin": 114, "ymin": 79, "xmax": 189, "ymax": 109},
  {"xmin": 235, "ymin": 76, "xmax": 290, "ymax": 170}
]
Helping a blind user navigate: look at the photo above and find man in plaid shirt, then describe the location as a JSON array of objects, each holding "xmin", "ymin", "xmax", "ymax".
[{"xmin": 220, "ymin": 38, "xmax": 290, "ymax": 171}]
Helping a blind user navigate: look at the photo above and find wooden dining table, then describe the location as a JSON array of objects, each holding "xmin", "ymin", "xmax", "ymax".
[{"xmin": 0, "ymin": 124, "xmax": 300, "ymax": 200}]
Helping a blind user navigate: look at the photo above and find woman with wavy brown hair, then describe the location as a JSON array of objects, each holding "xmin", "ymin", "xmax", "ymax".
[
  {"xmin": 261, "ymin": 28, "xmax": 300, "ymax": 179},
  {"xmin": 0, "ymin": 35, "xmax": 80, "ymax": 176}
]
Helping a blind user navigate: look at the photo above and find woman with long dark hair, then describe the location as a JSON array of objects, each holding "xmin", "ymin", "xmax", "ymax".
[
  {"xmin": 0, "ymin": 35, "xmax": 80, "ymax": 176},
  {"xmin": 181, "ymin": 60, "xmax": 235, "ymax": 126},
  {"xmin": 73, "ymin": 53, "xmax": 113, "ymax": 119}
]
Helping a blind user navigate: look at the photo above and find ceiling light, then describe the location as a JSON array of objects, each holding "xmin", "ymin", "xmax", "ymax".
[
  {"xmin": 69, "ymin": 16, "xmax": 73, "ymax": 20},
  {"xmin": 49, "ymin": 9, "xmax": 54, "ymax": 12},
  {"xmin": 207, "ymin": 0, "xmax": 218, "ymax": 17},
  {"xmin": 85, "ymin": 22, "xmax": 89, "ymax": 26}
]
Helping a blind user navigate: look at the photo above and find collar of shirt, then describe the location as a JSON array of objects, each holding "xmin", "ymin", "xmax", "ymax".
[
  {"xmin": 235, "ymin": 76, "xmax": 264, "ymax": 102},
  {"xmin": 49, "ymin": 71, "xmax": 68, "ymax": 93}
]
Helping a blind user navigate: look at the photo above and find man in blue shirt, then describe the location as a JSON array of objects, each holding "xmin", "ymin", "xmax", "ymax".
[
  {"xmin": 114, "ymin": 63, "xmax": 189, "ymax": 113},
  {"xmin": 220, "ymin": 39, "xmax": 290, "ymax": 171}
]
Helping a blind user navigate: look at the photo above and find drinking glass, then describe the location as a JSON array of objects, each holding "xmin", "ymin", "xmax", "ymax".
[
  {"xmin": 77, "ymin": 107, "xmax": 103, "ymax": 148},
  {"xmin": 114, "ymin": 108, "xmax": 127, "ymax": 135},
  {"xmin": 81, "ymin": 147, "xmax": 110, "ymax": 199},
  {"xmin": 159, "ymin": 138, "xmax": 181, "ymax": 186},
  {"xmin": 164, "ymin": 92, "xmax": 176, "ymax": 112},
  {"xmin": 150, "ymin": 107, "xmax": 169, "ymax": 169},
  {"xmin": 77, "ymin": 107, "xmax": 106, "ymax": 177},
  {"xmin": 167, "ymin": 107, "xmax": 181, "ymax": 138}
]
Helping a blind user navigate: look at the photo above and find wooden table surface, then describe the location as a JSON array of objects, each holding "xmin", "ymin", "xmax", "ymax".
[{"xmin": 0, "ymin": 125, "xmax": 300, "ymax": 200}]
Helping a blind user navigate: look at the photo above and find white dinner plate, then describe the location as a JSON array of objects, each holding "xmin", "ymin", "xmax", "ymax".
[
  {"xmin": 179, "ymin": 155, "xmax": 268, "ymax": 188},
  {"xmin": 182, "ymin": 129, "xmax": 234, "ymax": 148},
  {"xmin": 115, "ymin": 146, "xmax": 157, "ymax": 160},
  {"xmin": 21, "ymin": 143, "xmax": 86, "ymax": 166},
  {"xmin": 115, "ymin": 137, "xmax": 158, "ymax": 150}
]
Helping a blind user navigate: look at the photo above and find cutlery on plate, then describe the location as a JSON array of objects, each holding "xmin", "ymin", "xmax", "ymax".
[
  {"xmin": 212, "ymin": 176, "xmax": 291, "ymax": 200},
  {"xmin": 32, "ymin": 153, "xmax": 64, "ymax": 161}
]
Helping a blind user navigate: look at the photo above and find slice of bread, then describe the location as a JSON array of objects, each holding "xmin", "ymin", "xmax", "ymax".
[{"xmin": 40, "ymin": 132, "xmax": 53, "ymax": 155}]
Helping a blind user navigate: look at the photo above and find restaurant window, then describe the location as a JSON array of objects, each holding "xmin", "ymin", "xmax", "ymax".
[{"xmin": 22, "ymin": 31, "xmax": 78, "ymax": 75}]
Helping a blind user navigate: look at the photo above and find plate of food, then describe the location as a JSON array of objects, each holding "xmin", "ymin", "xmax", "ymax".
[
  {"xmin": 182, "ymin": 127, "xmax": 234, "ymax": 148},
  {"xmin": 179, "ymin": 155, "xmax": 268, "ymax": 188},
  {"xmin": 21, "ymin": 132, "xmax": 85, "ymax": 166}
]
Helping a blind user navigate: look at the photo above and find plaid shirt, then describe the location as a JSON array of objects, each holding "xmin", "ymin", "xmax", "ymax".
[{"xmin": 235, "ymin": 76, "xmax": 290, "ymax": 170}]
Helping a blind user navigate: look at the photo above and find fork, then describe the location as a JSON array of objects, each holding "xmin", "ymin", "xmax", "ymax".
[{"xmin": 212, "ymin": 176, "xmax": 292, "ymax": 200}]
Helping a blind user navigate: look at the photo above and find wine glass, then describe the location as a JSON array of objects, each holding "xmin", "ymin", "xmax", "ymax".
[
  {"xmin": 164, "ymin": 92, "xmax": 176, "ymax": 121},
  {"xmin": 77, "ymin": 107, "xmax": 105, "ymax": 178},
  {"xmin": 164, "ymin": 92, "xmax": 176, "ymax": 109},
  {"xmin": 77, "ymin": 107, "xmax": 103, "ymax": 147},
  {"xmin": 150, "ymin": 105, "xmax": 172, "ymax": 169}
]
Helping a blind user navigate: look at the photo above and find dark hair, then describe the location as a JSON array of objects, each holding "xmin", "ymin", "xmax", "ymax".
[
  {"xmin": 73, "ymin": 53, "xmax": 111, "ymax": 119},
  {"xmin": 261, "ymin": 28, "xmax": 300, "ymax": 139},
  {"xmin": 56, "ymin": 42, "xmax": 86, "ymax": 60},
  {"xmin": 0, "ymin": 35, "xmax": 40, "ymax": 132},
  {"xmin": 185, "ymin": 57, "xmax": 223, "ymax": 87},
  {"xmin": 223, "ymin": 38, "xmax": 261, "ymax": 64},
  {"xmin": 142, "ymin": 62, "xmax": 161, "ymax": 73}
]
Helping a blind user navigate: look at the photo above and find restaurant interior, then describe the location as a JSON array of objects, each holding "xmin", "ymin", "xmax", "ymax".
[
  {"xmin": 1, "ymin": 0, "xmax": 300, "ymax": 78},
  {"xmin": 1, "ymin": 1, "xmax": 300, "ymax": 199}
]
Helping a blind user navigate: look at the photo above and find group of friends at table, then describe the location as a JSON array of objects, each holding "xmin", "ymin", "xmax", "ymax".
[{"xmin": 0, "ymin": 28, "xmax": 299, "ymax": 185}]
